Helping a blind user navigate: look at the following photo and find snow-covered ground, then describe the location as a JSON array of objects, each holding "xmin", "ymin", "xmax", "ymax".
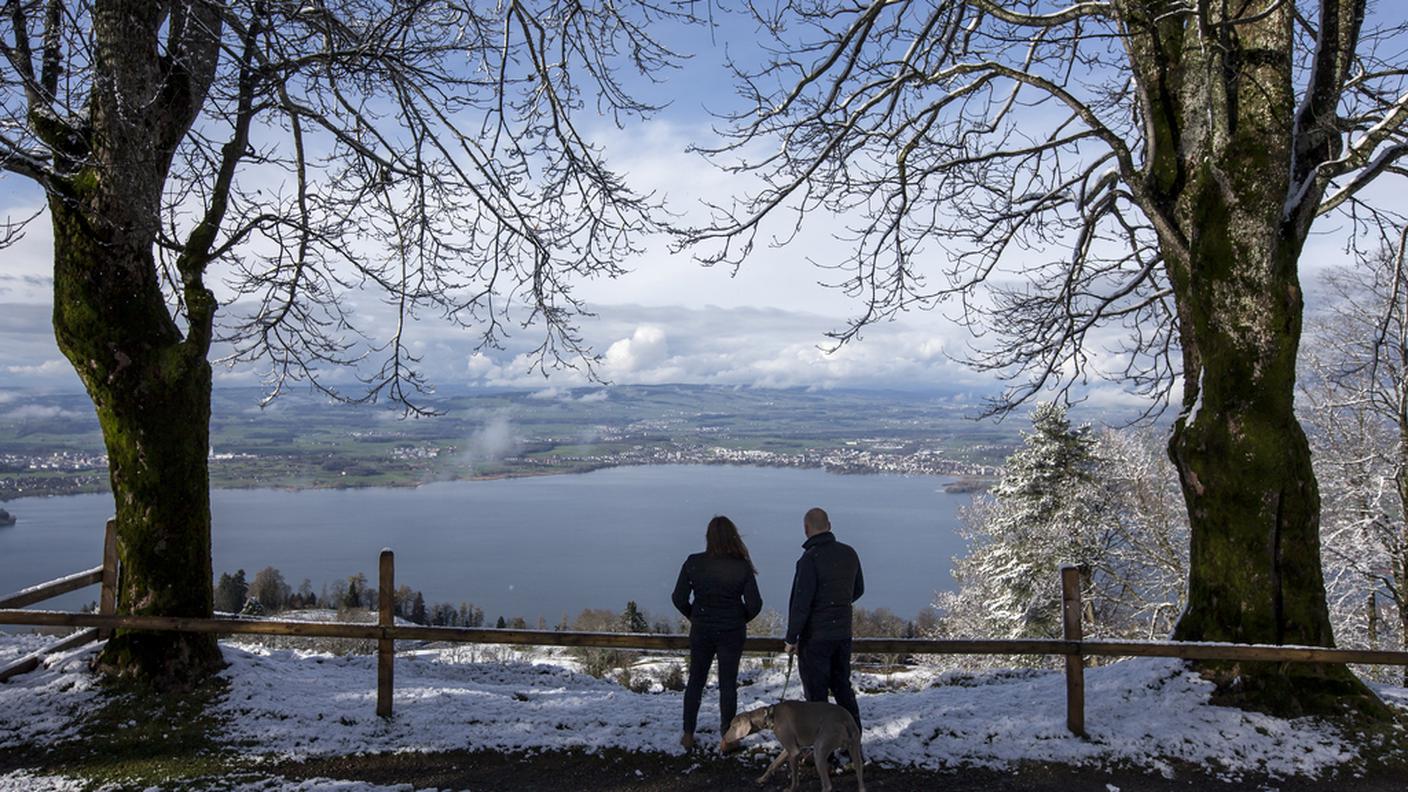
[
  {"xmin": 0, "ymin": 631, "xmax": 54, "ymax": 664},
  {"xmin": 1, "ymin": 632, "xmax": 1405, "ymax": 788}
]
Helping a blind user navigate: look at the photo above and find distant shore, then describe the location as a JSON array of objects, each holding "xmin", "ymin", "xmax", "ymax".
[
  {"xmin": 1, "ymin": 459, "xmax": 973, "ymax": 502},
  {"xmin": 940, "ymin": 477, "xmax": 992, "ymax": 494}
]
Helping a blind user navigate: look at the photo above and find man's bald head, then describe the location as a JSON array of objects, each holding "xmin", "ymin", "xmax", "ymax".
[{"xmin": 804, "ymin": 507, "xmax": 831, "ymax": 537}]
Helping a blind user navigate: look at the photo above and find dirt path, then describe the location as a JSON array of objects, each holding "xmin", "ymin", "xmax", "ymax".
[{"xmin": 273, "ymin": 748, "xmax": 1408, "ymax": 792}]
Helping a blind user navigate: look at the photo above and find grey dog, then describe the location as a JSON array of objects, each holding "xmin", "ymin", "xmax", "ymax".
[{"xmin": 722, "ymin": 700, "xmax": 867, "ymax": 792}]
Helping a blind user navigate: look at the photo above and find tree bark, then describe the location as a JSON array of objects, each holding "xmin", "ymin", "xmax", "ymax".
[
  {"xmin": 1164, "ymin": 240, "xmax": 1370, "ymax": 713},
  {"xmin": 1138, "ymin": 0, "xmax": 1386, "ymax": 716},
  {"xmin": 38, "ymin": 0, "xmax": 227, "ymax": 684},
  {"xmin": 1396, "ymin": 416, "xmax": 1408, "ymax": 687},
  {"xmin": 49, "ymin": 193, "xmax": 223, "ymax": 684}
]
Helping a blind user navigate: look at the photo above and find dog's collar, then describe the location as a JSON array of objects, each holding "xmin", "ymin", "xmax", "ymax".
[{"xmin": 762, "ymin": 705, "xmax": 775, "ymax": 730}]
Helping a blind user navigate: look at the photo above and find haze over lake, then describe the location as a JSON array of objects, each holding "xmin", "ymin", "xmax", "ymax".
[{"xmin": 1, "ymin": 465, "xmax": 969, "ymax": 624}]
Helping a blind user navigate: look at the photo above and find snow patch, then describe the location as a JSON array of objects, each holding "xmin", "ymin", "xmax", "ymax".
[
  {"xmin": 0, "ymin": 631, "xmax": 53, "ymax": 664},
  {"xmin": 1, "ymin": 635, "xmax": 1404, "ymax": 783},
  {"xmin": 0, "ymin": 640, "xmax": 101, "ymax": 749},
  {"xmin": 0, "ymin": 770, "xmax": 87, "ymax": 791}
]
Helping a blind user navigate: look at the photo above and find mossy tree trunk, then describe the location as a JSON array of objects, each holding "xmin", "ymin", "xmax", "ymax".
[
  {"xmin": 1162, "ymin": 220, "xmax": 1365, "ymax": 710},
  {"xmin": 1124, "ymin": 0, "xmax": 1385, "ymax": 714},
  {"xmin": 50, "ymin": 199, "xmax": 223, "ymax": 682},
  {"xmin": 38, "ymin": 1, "xmax": 230, "ymax": 684}
]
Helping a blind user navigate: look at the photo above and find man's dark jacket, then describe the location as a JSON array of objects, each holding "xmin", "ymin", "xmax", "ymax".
[
  {"xmin": 672, "ymin": 553, "xmax": 763, "ymax": 629},
  {"xmin": 785, "ymin": 531, "xmax": 864, "ymax": 644}
]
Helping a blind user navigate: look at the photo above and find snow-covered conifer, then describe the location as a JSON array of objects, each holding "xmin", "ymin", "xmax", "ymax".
[{"xmin": 937, "ymin": 406, "xmax": 1189, "ymax": 661}]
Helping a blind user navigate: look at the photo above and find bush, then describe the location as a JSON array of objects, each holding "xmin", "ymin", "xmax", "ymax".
[
  {"xmin": 617, "ymin": 664, "xmax": 653, "ymax": 694},
  {"xmin": 577, "ymin": 648, "xmax": 632, "ymax": 679},
  {"xmin": 661, "ymin": 663, "xmax": 686, "ymax": 692}
]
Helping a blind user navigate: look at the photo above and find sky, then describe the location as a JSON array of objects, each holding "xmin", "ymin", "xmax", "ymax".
[{"xmin": 0, "ymin": 4, "xmax": 1402, "ymax": 410}]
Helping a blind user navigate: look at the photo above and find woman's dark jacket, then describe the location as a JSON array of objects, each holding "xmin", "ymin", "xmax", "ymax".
[{"xmin": 672, "ymin": 553, "xmax": 763, "ymax": 629}]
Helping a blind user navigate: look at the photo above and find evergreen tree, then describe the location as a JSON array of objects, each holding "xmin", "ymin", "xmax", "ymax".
[
  {"xmin": 621, "ymin": 601, "xmax": 649, "ymax": 633},
  {"xmin": 941, "ymin": 404, "xmax": 1104, "ymax": 639},
  {"xmin": 496, "ymin": 616, "xmax": 507, "ymax": 629},
  {"xmin": 938, "ymin": 413, "xmax": 1190, "ymax": 657},
  {"xmin": 214, "ymin": 573, "xmax": 235, "ymax": 614},
  {"xmin": 411, "ymin": 592, "xmax": 427, "ymax": 625},
  {"xmin": 214, "ymin": 570, "xmax": 249, "ymax": 615},
  {"xmin": 344, "ymin": 577, "xmax": 362, "ymax": 610}
]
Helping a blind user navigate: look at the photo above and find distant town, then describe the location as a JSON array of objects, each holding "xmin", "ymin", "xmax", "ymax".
[{"xmin": 0, "ymin": 384, "xmax": 1015, "ymax": 501}]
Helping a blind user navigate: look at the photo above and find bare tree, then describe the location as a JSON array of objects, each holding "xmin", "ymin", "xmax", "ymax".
[
  {"xmin": 0, "ymin": 0, "xmax": 688, "ymax": 683},
  {"xmin": 685, "ymin": 0, "xmax": 1407, "ymax": 713},
  {"xmin": 1303, "ymin": 251, "xmax": 1408, "ymax": 683}
]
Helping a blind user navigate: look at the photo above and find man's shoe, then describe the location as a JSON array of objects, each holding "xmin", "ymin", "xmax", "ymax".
[{"xmin": 680, "ymin": 732, "xmax": 695, "ymax": 751}]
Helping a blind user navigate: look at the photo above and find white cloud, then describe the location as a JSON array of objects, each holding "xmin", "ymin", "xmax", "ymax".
[
  {"xmin": 466, "ymin": 352, "xmax": 497, "ymax": 379},
  {"xmin": 4, "ymin": 359, "xmax": 69, "ymax": 377},
  {"xmin": 454, "ymin": 304, "xmax": 985, "ymax": 392},
  {"xmin": 603, "ymin": 325, "xmax": 669, "ymax": 375},
  {"xmin": 4, "ymin": 404, "xmax": 74, "ymax": 420}
]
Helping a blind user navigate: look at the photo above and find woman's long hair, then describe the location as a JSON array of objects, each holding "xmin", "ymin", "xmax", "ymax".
[{"xmin": 706, "ymin": 515, "xmax": 757, "ymax": 573}]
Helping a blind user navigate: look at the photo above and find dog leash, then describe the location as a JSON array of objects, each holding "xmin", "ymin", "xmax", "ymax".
[{"xmin": 779, "ymin": 650, "xmax": 795, "ymax": 701}]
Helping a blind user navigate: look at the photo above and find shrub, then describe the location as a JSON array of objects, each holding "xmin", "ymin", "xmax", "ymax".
[{"xmin": 661, "ymin": 663, "xmax": 686, "ymax": 692}]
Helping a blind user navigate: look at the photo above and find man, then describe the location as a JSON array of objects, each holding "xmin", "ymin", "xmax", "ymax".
[{"xmin": 785, "ymin": 507, "xmax": 864, "ymax": 739}]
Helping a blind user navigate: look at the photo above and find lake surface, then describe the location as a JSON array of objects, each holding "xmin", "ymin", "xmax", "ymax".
[{"xmin": 0, "ymin": 465, "xmax": 968, "ymax": 626}]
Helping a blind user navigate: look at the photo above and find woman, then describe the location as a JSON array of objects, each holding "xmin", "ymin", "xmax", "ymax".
[{"xmin": 671, "ymin": 515, "xmax": 763, "ymax": 751}]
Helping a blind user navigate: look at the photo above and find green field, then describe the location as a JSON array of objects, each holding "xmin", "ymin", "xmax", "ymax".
[{"xmin": 0, "ymin": 384, "xmax": 1020, "ymax": 499}]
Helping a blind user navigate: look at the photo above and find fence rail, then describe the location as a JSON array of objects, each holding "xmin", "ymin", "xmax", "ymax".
[
  {"xmin": 9, "ymin": 608, "xmax": 1408, "ymax": 665},
  {"xmin": 0, "ymin": 566, "xmax": 103, "ymax": 610},
  {"xmin": 4, "ymin": 537, "xmax": 1408, "ymax": 734},
  {"xmin": 0, "ymin": 520, "xmax": 115, "ymax": 682}
]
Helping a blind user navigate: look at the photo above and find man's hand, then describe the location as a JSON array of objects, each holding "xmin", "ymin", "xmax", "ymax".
[{"xmin": 784, "ymin": 642, "xmax": 797, "ymax": 656}]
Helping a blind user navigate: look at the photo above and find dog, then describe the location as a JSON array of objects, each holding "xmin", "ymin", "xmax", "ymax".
[{"xmin": 721, "ymin": 700, "xmax": 866, "ymax": 792}]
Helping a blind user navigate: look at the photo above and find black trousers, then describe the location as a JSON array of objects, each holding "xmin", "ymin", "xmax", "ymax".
[
  {"xmin": 683, "ymin": 623, "xmax": 746, "ymax": 735},
  {"xmin": 799, "ymin": 636, "xmax": 861, "ymax": 732}
]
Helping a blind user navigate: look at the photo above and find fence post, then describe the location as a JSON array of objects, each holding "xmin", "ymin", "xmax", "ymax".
[
  {"xmin": 1061, "ymin": 565, "xmax": 1086, "ymax": 737},
  {"xmin": 377, "ymin": 548, "xmax": 395, "ymax": 718},
  {"xmin": 98, "ymin": 518, "xmax": 118, "ymax": 639}
]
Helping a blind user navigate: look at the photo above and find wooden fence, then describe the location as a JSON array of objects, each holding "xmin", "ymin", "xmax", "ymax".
[
  {"xmin": 4, "ymin": 536, "xmax": 1408, "ymax": 736},
  {"xmin": 0, "ymin": 519, "xmax": 118, "ymax": 683}
]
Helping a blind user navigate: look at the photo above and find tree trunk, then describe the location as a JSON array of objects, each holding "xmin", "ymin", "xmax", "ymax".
[
  {"xmin": 49, "ymin": 194, "xmax": 222, "ymax": 684},
  {"xmin": 31, "ymin": 0, "xmax": 229, "ymax": 685},
  {"xmin": 1164, "ymin": 195, "xmax": 1383, "ymax": 716},
  {"xmin": 1136, "ymin": 0, "xmax": 1388, "ymax": 713},
  {"xmin": 1401, "ymin": 580, "xmax": 1408, "ymax": 688},
  {"xmin": 1397, "ymin": 421, "xmax": 1408, "ymax": 687}
]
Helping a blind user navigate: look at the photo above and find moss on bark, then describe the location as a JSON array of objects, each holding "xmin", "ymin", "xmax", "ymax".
[{"xmin": 49, "ymin": 195, "xmax": 223, "ymax": 686}]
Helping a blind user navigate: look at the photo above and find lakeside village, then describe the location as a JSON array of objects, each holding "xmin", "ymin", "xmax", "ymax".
[{"xmin": 0, "ymin": 437, "xmax": 997, "ymax": 501}]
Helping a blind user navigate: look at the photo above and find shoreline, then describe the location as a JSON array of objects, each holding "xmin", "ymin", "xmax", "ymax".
[{"xmin": 0, "ymin": 460, "xmax": 976, "ymax": 502}]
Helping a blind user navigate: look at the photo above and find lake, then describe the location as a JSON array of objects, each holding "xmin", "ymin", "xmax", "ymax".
[{"xmin": 0, "ymin": 465, "xmax": 969, "ymax": 626}]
